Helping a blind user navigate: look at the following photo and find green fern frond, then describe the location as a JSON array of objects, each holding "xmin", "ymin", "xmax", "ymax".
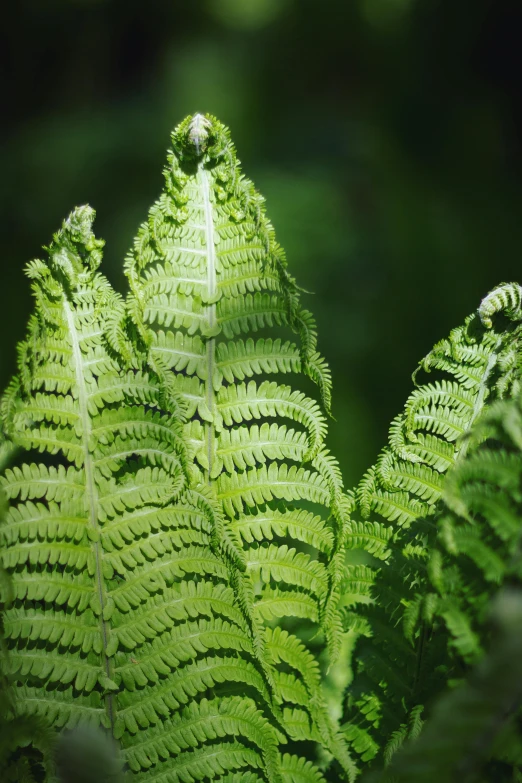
[
  {"xmin": 0, "ymin": 205, "xmax": 182, "ymax": 714},
  {"xmin": 425, "ymin": 392, "xmax": 522, "ymax": 671},
  {"xmin": 1, "ymin": 207, "xmax": 318, "ymax": 783},
  {"xmin": 0, "ymin": 452, "xmax": 56, "ymax": 782},
  {"xmin": 363, "ymin": 590, "xmax": 522, "ymax": 783},
  {"xmin": 343, "ymin": 283, "xmax": 522, "ymax": 768},
  {"xmin": 478, "ymin": 281, "xmax": 522, "ymax": 329},
  {"xmin": 124, "ymin": 113, "xmax": 353, "ymax": 775}
]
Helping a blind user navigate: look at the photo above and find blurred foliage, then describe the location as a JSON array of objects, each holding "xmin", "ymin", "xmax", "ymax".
[
  {"xmin": 206, "ymin": 0, "xmax": 293, "ymax": 29},
  {"xmin": 1, "ymin": 0, "xmax": 522, "ymax": 486},
  {"xmin": 363, "ymin": 588, "xmax": 522, "ymax": 783},
  {"xmin": 56, "ymin": 726, "xmax": 123, "ymax": 783}
]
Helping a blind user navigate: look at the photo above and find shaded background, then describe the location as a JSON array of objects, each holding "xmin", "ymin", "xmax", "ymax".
[{"xmin": 1, "ymin": 0, "xmax": 521, "ymax": 485}]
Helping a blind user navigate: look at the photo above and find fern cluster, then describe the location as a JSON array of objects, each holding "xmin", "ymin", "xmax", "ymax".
[
  {"xmin": 2, "ymin": 112, "xmax": 522, "ymax": 782},
  {"xmin": 342, "ymin": 283, "xmax": 522, "ymax": 771},
  {"xmin": 0, "ymin": 116, "xmax": 354, "ymax": 783}
]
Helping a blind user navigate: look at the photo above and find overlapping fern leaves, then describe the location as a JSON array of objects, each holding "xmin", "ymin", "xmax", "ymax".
[
  {"xmin": 0, "ymin": 116, "xmax": 356, "ymax": 782},
  {"xmin": 360, "ymin": 386, "xmax": 522, "ymax": 782},
  {"xmin": 430, "ymin": 390, "xmax": 522, "ymax": 667},
  {"xmin": 6, "ymin": 109, "xmax": 521, "ymax": 782},
  {"xmin": 0, "ymin": 207, "xmax": 330, "ymax": 783},
  {"xmin": 341, "ymin": 283, "xmax": 522, "ymax": 767},
  {"xmin": 0, "ymin": 452, "xmax": 57, "ymax": 783},
  {"xmin": 365, "ymin": 588, "xmax": 522, "ymax": 783},
  {"xmin": 125, "ymin": 114, "xmax": 354, "ymax": 776}
]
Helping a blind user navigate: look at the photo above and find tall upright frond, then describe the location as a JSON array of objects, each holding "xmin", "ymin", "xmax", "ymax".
[
  {"xmin": 124, "ymin": 113, "xmax": 354, "ymax": 778},
  {"xmin": 342, "ymin": 283, "xmax": 522, "ymax": 767}
]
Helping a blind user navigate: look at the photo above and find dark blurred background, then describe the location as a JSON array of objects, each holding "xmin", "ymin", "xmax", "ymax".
[{"xmin": 1, "ymin": 0, "xmax": 521, "ymax": 485}]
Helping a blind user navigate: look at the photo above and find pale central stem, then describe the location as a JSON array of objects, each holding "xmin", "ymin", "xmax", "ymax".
[
  {"xmin": 64, "ymin": 298, "xmax": 114, "ymax": 729},
  {"xmin": 201, "ymin": 165, "xmax": 217, "ymax": 482}
]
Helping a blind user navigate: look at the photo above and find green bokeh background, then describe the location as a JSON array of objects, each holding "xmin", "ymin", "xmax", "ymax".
[{"xmin": 1, "ymin": 0, "xmax": 521, "ymax": 486}]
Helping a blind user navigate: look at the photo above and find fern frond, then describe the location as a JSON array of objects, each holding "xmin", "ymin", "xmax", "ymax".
[
  {"xmin": 124, "ymin": 113, "xmax": 353, "ymax": 774},
  {"xmin": 424, "ymin": 392, "xmax": 522, "ymax": 670},
  {"xmin": 478, "ymin": 281, "xmax": 522, "ymax": 328},
  {"xmin": 343, "ymin": 282, "xmax": 522, "ymax": 768},
  {"xmin": 364, "ymin": 590, "xmax": 522, "ymax": 783},
  {"xmin": 1, "ymin": 206, "xmax": 298, "ymax": 783}
]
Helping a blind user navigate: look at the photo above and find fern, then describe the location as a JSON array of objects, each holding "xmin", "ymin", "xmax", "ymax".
[
  {"xmin": 427, "ymin": 391, "xmax": 522, "ymax": 664},
  {"xmin": 363, "ymin": 588, "xmax": 522, "ymax": 783},
  {"xmin": 0, "ymin": 208, "xmax": 264, "ymax": 781},
  {"xmin": 361, "ymin": 391, "xmax": 522, "ymax": 780},
  {"xmin": 0, "ymin": 451, "xmax": 57, "ymax": 783},
  {"xmin": 342, "ymin": 283, "xmax": 522, "ymax": 766},
  {"xmin": 5, "ymin": 111, "xmax": 520, "ymax": 782},
  {"xmin": 124, "ymin": 113, "xmax": 354, "ymax": 776},
  {"xmin": 0, "ymin": 122, "xmax": 355, "ymax": 781},
  {"xmin": 0, "ymin": 206, "xmax": 210, "ymax": 773}
]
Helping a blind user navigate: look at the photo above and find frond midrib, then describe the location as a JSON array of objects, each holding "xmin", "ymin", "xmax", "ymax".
[
  {"xmin": 201, "ymin": 164, "xmax": 218, "ymax": 484},
  {"xmin": 63, "ymin": 297, "xmax": 114, "ymax": 729}
]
